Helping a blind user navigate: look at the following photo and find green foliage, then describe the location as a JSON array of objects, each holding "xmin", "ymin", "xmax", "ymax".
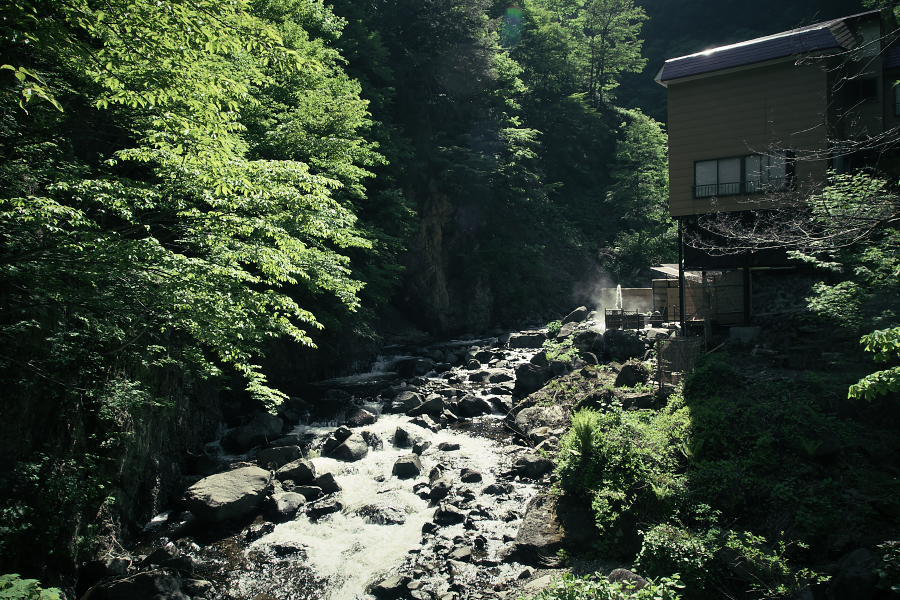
[
  {"xmin": 547, "ymin": 320, "xmax": 563, "ymax": 336},
  {"xmin": 602, "ymin": 109, "xmax": 675, "ymax": 284},
  {"xmin": 556, "ymin": 403, "xmax": 690, "ymax": 543},
  {"xmin": 544, "ymin": 336, "xmax": 579, "ymax": 362},
  {"xmin": 523, "ymin": 572, "xmax": 684, "ymax": 600},
  {"xmin": 849, "ymin": 327, "xmax": 900, "ymax": 400},
  {"xmin": 0, "ymin": 574, "xmax": 61, "ymax": 600}
]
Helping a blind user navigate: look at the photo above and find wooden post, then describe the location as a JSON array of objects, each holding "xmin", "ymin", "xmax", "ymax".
[{"xmin": 678, "ymin": 218, "xmax": 687, "ymax": 335}]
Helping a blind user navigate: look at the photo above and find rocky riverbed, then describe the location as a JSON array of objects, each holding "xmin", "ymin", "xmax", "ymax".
[{"xmin": 77, "ymin": 308, "xmax": 674, "ymax": 600}]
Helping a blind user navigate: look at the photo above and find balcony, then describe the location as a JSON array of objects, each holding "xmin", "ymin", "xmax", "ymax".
[{"xmin": 695, "ymin": 178, "xmax": 787, "ymax": 199}]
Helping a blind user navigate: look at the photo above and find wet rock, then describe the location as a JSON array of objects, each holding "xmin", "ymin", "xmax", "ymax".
[
  {"xmin": 255, "ymin": 445, "xmax": 303, "ymax": 469},
  {"xmin": 142, "ymin": 546, "xmax": 193, "ymax": 574},
  {"xmin": 456, "ymin": 395, "xmax": 493, "ymax": 417},
  {"xmin": 370, "ymin": 574, "xmax": 411, "ymax": 599},
  {"xmin": 411, "ymin": 414, "xmax": 439, "ymax": 432},
  {"xmin": 428, "ymin": 479, "xmax": 451, "ymax": 502},
  {"xmin": 407, "ymin": 396, "xmax": 447, "ymax": 418},
  {"xmin": 393, "ymin": 426, "xmax": 413, "ymax": 448},
  {"xmin": 322, "ymin": 426, "xmax": 353, "ymax": 454},
  {"xmin": 466, "ymin": 358, "xmax": 482, "ymax": 370},
  {"xmin": 510, "ymin": 453, "xmax": 554, "ymax": 479},
  {"xmin": 269, "ymin": 433, "xmax": 304, "ymax": 447},
  {"xmin": 412, "ymin": 439, "xmax": 432, "ymax": 455},
  {"xmin": 327, "ymin": 433, "xmax": 370, "ymax": 462},
  {"xmin": 512, "ymin": 494, "xmax": 564, "ymax": 563},
  {"xmin": 314, "ymin": 472, "xmax": 342, "ymax": 495},
  {"xmin": 390, "ymin": 391, "xmax": 424, "ymax": 413},
  {"xmin": 434, "ymin": 505, "xmax": 466, "ymax": 526},
  {"xmin": 361, "ymin": 430, "xmax": 384, "ymax": 450},
  {"xmin": 392, "ymin": 454, "xmax": 423, "ymax": 479},
  {"xmin": 293, "ymin": 485, "xmax": 323, "ymax": 501},
  {"xmin": 449, "ymin": 546, "xmax": 473, "ymax": 562},
  {"xmin": 77, "ymin": 558, "xmax": 133, "ymax": 596},
  {"xmin": 266, "ymin": 491, "xmax": 306, "ymax": 522},
  {"xmin": 354, "ymin": 503, "xmax": 408, "ymax": 525},
  {"xmin": 438, "ymin": 442, "xmax": 460, "ymax": 451},
  {"xmin": 603, "ymin": 329, "xmax": 647, "ymax": 362},
  {"xmin": 346, "ymin": 408, "xmax": 378, "ymax": 427},
  {"xmin": 184, "ymin": 466, "xmax": 270, "ymax": 523},
  {"xmin": 529, "ymin": 351, "xmax": 549, "ymax": 367},
  {"xmin": 275, "ymin": 459, "xmax": 316, "ymax": 484},
  {"xmin": 80, "ymin": 569, "xmax": 187, "ymax": 600},
  {"xmin": 513, "ymin": 363, "xmax": 551, "ymax": 396},
  {"xmin": 508, "ymin": 332, "xmax": 546, "ymax": 349},
  {"xmin": 307, "ymin": 498, "xmax": 343, "ymax": 520},
  {"xmin": 222, "ymin": 413, "xmax": 284, "ymax": 452},
  {"xmin": 396, "ymin": 357, "xmax": 435, "ymax": 377},
  {"xmin": 490, "ymin": 384, "xmax": 513, "ymax": 396},
  {"xmin": 514, "ymin": 405, "xmax": 567, "ymax": 434},
  {"xmin": 615, "ymin": 360, "xmax": 651, "ymax": 388},
  {"xmin": 563, "ymin": 306, "xmax": 589, "ymax": 324},
  {"xmin": 482, "ymin": 482, "xmax": 512, "ymax": 495},
  {"xmin": 460, "ymin": 468, "xmax": 482, "ymax": 483},
  {"xmin": 557, "ymin": 322, "xmax": 577, "ymax": 339},
  {"xmin": 608, "ymin": 568, "xmax": 648, "ymax": 590}
]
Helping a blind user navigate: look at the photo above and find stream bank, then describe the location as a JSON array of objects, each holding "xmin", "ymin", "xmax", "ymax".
[{"xmin": 77, "ymin": 309, "xmax": 669, "ymax": 600}]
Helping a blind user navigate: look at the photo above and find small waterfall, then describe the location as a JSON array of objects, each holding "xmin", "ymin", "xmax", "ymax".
[{"xmin": 615, "ymin": 284, "xmax": 623, "ymax": 310}]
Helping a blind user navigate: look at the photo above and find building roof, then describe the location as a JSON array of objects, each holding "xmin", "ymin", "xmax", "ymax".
[{"xmin": 656, "ymin": 10, "xmax": 879, "ymax": 85}]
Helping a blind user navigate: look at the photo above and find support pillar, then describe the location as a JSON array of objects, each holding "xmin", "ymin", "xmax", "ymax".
[{"xmin": 678, "ymin": 217, "xmax": 687, "ymax": 335}]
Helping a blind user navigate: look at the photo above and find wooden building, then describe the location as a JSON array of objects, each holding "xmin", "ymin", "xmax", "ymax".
[{"xmin": 655, "ymin": 9, "xmax": 899, "ymax": 327}]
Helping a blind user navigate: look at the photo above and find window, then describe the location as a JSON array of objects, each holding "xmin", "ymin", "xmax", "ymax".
[{"xmin": 695, "ymin": 154, "xmax": 792, "ymax": 198}]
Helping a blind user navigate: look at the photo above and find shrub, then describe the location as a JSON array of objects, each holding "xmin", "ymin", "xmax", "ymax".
[
  {"xmin": 556, "ymin": 402, "xmax": 690, "ymax": 544},
  {"xmin": 524, "ymin": 572, "xmax": 684, "ymax": 600},
  {"xmin": 544, "ymin": 336, "xmax": 578, "ymax": 362},
  {"xmin": 636, "ymin": 524, "xmax": 715, "ymax": 590},
  {"xmin": 547, "ymin": 320, "xmax": 563, "ymax": 336},
  {"xmin": 0, "ymin": 574, "xmax": 62, "ymax": 600}
]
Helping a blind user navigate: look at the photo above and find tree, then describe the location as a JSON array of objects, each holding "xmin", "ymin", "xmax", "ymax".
[{"xmin": 600, "ymin": 108, "xmax": 675, "ymax": 284}]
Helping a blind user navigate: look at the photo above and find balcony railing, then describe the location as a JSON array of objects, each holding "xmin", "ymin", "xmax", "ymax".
[{"xmin": 695, "ymin": 178, "xmax": 787, "ymax": 199}]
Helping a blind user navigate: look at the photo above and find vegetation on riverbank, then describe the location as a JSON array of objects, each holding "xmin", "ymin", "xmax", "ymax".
[{"xmin": 537, "ymin": 341, "xmax": 900, "ymax": 598}]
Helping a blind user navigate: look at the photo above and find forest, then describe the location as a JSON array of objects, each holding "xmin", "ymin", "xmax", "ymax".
[{"xmin": 1, "ymin": 0, "xmax": 898, "ymax": 599}]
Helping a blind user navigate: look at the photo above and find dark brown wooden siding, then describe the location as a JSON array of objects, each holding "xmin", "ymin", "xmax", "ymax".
[{"xmin": 667, "ymin": 60, "xmax": 829, "ymax": 217}]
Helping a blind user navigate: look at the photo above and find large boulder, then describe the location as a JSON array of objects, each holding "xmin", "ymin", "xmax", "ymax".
[
  {"xmin": 615, "ymin": 360, "xmax": 651, "ymax": 388},
  {"xmin": 354, "ymin": 503, "xmax": 407, "ymax": 525},
  {"xmin": 345, "ymin": 408, "xmax": 377, "ymax": 428},
  {"xmin": 222, "ymin": 413, "xmax": 283, "ymax": 452},
  {"xmin": 513, "ymin": 363, "xmax": 551, "ymax": 396},
  {"xmin": 456, "ymin": 395, "xmax": 494, "ymax": 417},
  {"xmin": 314, "ymin": 472, "xmax": 342, "ymax": 495},
  {"xmin": 562, "ymin": 306, "xmax": 589, "ymax": 324},
  {"xmin": 275, "ymin": 458, "xmax": 316, "ymax": 484},
  {"xmin": 508, "ymin": 332, "xmax": 546, "ymax": 349},
  {"xmin": 184, "ymin": 466, "xmax": 270, "ymax": 523},
  {"xmin": 321, "ymin": 426, "xmax": 353, "ymax": 455},
  {"xmin": 255, "ymin": 445, "xmax": 303, "ymax": 469},
  {"xmin": 406, "ymin": 396, "xmax": 447, "ymax": 418},
  {"xmin": 603, "ymin": 329, "xmax": 647, "ymax": 362},
  {"xmin": 389, "ymin": 391, "xmax": 423, "ymax": 413},
  {"xmin": 572, "ymin": 327, "xmax": 604, "ymax": 353},
  {"xmin": 392, "ymin": 454, "xmax": 423, "ymax": 479},
  {"xmin": 326, "ymin": 433, "xmax": 369, "ymax": 462},
  {"xmin": 369, "ymin": 575, "xmax": 411, "ymax": 600},
  {"xmin": 512, "ymin": 494, "xmax": 597, "ymax": 564},
  {"xmin": 512, "ymin": 494, "xmax": 564, "ymax": 563},
  {"xmin": 266, "ymin": 491, "xmax": 306, "ymax": 522},
  {"xmin": 557, "ymin": 322, "xmax": 578, "ymax": 339},
  {"xmin": 510, "ymin": 453, "xmax": 554, "ymax": 479},
  {"xmin": 514, "ymin": 405, "xmax": 567, "ymax": 433}
]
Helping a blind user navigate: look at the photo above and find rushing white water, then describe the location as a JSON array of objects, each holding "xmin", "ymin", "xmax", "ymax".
[{"xmin": 244, "ymin": 409, "xmax": 535, "ymax": 600}]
